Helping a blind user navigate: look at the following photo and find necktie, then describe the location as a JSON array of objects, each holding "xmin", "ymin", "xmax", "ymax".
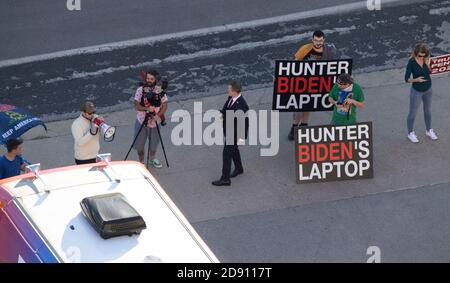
[{"xmin": 228, "ymin": 98, "xmax": 234, "ymax": 108}]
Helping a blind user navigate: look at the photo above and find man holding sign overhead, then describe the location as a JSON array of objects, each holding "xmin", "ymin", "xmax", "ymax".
[{"xmin": 287, "ymin": 30, "xmax": 337, "ymax": 141}]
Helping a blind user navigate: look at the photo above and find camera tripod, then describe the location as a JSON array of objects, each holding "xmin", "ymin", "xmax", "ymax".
[{"xmin": 124, "ymin": 112, "xmax": 169, "ymax": 168}]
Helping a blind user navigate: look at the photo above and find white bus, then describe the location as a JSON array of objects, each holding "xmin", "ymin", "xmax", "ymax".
[{"xmin": 0, "ymin": 154, "xmax": 218, "ymax": 263}]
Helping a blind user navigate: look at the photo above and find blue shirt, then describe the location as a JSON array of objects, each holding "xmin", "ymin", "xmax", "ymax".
[{"xmin": 0, "ymin": 155, "xmax": 24, "ymax": 179}]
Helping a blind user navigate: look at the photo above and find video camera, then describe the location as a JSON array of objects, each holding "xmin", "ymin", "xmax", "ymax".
[
  {"xmin": 142, "ymin": 78, "xmax": 168, "ymax": 107},
  {"xmin": 141, "ymin": 78, "xmax": 169, "ymax": 126}
]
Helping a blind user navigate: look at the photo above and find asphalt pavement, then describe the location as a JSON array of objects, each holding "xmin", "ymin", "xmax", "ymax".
[
  {"xmin": 2, "ymin": 0, "xmax": 446, "ymax": 122},
  {"xmin": 12, "ymin": 68, "xmax": 450, "ymax": 262},
  {"xmin": 1, "ymin": 0, "xmax": 450, "ymax": 262},
  {"xmin": 0, "ymin": 0, "xmax": 359, "ymax": 60}
]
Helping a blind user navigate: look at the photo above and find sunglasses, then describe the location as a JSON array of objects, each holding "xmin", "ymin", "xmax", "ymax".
[
  {"xmin": 87, "ymin": 111, "xmax": 96, "ymax": 115},
  {"xmin": 417, "ymin": 54, "xmax": 427, "ymax": 58}
]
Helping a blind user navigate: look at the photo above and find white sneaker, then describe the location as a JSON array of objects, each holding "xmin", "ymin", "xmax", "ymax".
[
  {"xmin": 407, "ymin": 131, "xmax": 419, "ymax": 143},
  {"xmin": 426, "ymin": 129, "xmax": 438, "ymax": 140}
]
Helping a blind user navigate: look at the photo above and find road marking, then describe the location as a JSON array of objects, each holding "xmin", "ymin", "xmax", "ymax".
[
  {"xmin": 429, "ymin": 6, "xmax": 450, "ymax": 15},
  {"xmin": 0, "ymin": 0, "xmax": 406, "ymax": 68},
  {"xmin": 39, "ymin": 26, "xmax": 355, "ymax": 83}
]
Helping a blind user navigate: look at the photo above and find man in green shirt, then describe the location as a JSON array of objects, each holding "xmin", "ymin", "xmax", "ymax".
[{"xmin": 328, "ymin": 73, "xmax": 365, "ymax": 125}]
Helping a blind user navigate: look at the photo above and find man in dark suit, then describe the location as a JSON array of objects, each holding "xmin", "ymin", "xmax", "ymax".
[{"xmin": 212, "ymin": 80, "xmax": 249, "ymax": 186}]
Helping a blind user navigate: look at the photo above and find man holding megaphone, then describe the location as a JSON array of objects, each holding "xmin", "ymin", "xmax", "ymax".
[
  {"xmin": 71, "ymin": 101, "xmax": 104, "ymax": 165},
  {"xmin": 92, "ymin": 114, "xmax": 116, "ymax": 142}
]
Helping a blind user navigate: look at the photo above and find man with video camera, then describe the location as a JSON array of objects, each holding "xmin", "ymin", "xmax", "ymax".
[{"xmin": 132, "ymin": 70, "xmax": 168, "ymax": 168}]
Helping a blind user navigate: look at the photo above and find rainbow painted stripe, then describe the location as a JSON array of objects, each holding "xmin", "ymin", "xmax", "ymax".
[{"xmin": 0, "ymin": 188, "xmax": 59, "ymax": 263}]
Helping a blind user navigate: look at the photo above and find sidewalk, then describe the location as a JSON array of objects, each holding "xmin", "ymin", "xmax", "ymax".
[{"xmin": 12, "ymin": 68, "xmax": 450, "ymax": 224}]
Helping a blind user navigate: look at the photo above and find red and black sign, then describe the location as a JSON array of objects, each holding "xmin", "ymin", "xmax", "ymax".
[
  {"xmin": 272, "ymin": 59, "xmax": 352, "ymax": 112},
  {"xmin": 430, "ymin": 54, "xmax": 450, "ymax": 75},
  {"xmin": 295, "ymin": 122, "xmax": 373, "ymax": 183}
]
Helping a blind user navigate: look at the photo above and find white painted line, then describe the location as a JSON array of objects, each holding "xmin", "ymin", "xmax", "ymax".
[
  {"xmin": 429, "ymin": 6, "xmax": 450, "ymax": 15},
  {"xmin": 39, "ymin": 26, "xmax": 355, "ymax": 84},
  {"xmin": 0, "ymin": 0, "xmax": 406, "ymax": 68}
]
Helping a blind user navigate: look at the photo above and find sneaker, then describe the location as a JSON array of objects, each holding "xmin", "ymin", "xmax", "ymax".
[
  {"xmin": 407, "ymin": 131, "xmax": 419, "ymax": 143},
  {"xmin": 149, "ymin": 159, "xmax": 163, "ymax": 168},
  {"xmin": 426, "ymin": 129, "xmax": 438, "ymax": 140}
]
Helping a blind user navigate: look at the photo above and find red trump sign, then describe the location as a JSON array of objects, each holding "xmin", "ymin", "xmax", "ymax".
[{"xmin": 429, "ymin": 54, "xmax": 450, "ymax": 75}]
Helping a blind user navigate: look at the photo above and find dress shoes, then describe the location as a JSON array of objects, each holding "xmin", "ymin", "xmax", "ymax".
[{"xmin": 212, "ymin": 179, "xmax": 231, "ymax": 186}]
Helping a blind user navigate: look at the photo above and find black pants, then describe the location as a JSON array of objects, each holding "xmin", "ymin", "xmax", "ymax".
[
  {"xmin": 222, "ymin": 144, "xmax": 243, "ymax": 180},
  {"xmin": 75, "ymin": 158, "xmax": 96, "ymax": 165}
]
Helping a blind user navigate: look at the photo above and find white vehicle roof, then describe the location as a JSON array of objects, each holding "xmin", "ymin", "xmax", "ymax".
[{"xmin": 1, "ymin": 161, "xmax": 218, "ymax": 263}]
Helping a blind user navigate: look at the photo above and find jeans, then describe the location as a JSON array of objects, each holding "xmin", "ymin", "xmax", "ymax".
[{"xmin": 407, "ymin": 87, "xmax": 432, "ymax": 133}]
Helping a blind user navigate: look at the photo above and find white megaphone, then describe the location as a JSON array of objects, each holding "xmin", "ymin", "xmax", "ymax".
[{"xmin": 92, "ymin": 116, "xmax": 116, "ymax": 142}]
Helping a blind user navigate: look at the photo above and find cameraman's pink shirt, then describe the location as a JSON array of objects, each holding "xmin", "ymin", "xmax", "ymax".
[{"xmin": 134, "ymin": 86, "xmax": 168, "ymax": 128}]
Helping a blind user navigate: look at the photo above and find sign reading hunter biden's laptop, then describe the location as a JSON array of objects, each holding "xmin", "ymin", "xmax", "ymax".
[
  {"xmin": 295, "ymin": 122, "xmax": 373, "ymax": 183},
  {"xmin": 273, "ymin": 59, "xmax": 352, "ymax": 112}
]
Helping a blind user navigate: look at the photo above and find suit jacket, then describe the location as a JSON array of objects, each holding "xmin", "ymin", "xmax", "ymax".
[{"xmin": 221, "ymin": 95, "xmax": 249, "ymax": 141}]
